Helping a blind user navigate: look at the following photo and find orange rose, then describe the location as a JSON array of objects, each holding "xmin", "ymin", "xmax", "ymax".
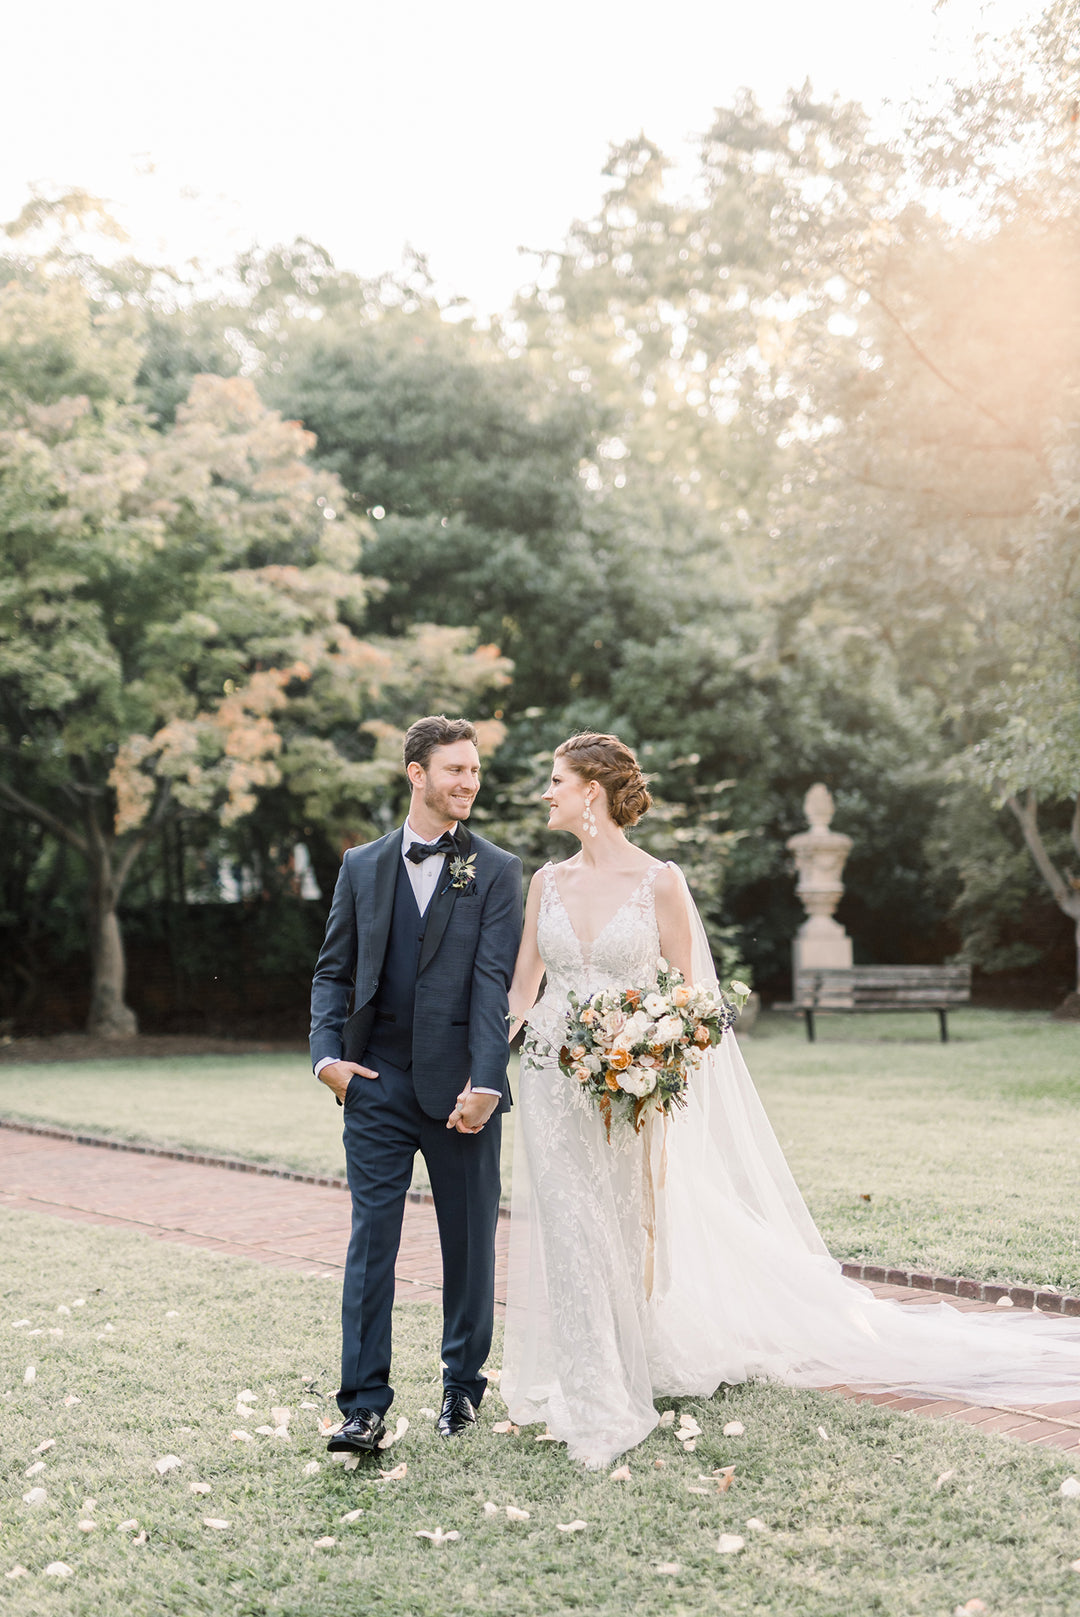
[
  {"xmin": 673, "ymin": 985, "xmax": 691, "ymax": 1007},
  {"xmin": 605, "ymin": 1071, "xmax": 622, "ymax": 1091},
  {"xmin": 580, "ymin": 1007, "xmax": 597, "ymax": 1025},
  {"xmin": 573, "ymin": 1064, "xmax": 590, "ymax": 1083},
  {"xmin": 624, "ymin": 990, "xmax": 641, "ymax": 1008},
  {"xmin": 694, "ymin": 1024, "xmax": 710, "ymax": 1046},
  {"xmin": 608, "ymin": 1048, "xmax": 632, "ymax": 1071},
  {"xmin": 571, "ymin": 1045, "xmax": 587, "ymax": 1060}
]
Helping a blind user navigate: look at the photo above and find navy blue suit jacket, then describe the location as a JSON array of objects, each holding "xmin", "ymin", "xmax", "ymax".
[{"xmin": 309, "ymin": 825, "xmax": 522, "ymax": 1119}]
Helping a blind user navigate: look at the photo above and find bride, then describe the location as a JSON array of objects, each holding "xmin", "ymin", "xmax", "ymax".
[{"xmin": 501, "ymin": 731, "xmax": 1080, "ymax": 1468}]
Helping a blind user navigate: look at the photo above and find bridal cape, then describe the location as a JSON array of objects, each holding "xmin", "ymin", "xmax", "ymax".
[{"xmin": 501, "ymin": 861, "xmax": 1080, "ymax": 1468}]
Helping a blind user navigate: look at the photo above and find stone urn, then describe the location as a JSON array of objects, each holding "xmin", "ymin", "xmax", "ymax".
[{"xmin": 786, "ymin": 784, "xmax": 854, "ymax": 1004}]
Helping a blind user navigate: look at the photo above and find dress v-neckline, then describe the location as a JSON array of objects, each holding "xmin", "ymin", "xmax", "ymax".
[{"xmin": 547, "ymin": 862, "xmax": 658, "ymax": 958}]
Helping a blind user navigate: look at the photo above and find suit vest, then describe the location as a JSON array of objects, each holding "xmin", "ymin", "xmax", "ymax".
[{"xmin": 364, "ymin": 853, "xmax": 427, "ymax": 1069}]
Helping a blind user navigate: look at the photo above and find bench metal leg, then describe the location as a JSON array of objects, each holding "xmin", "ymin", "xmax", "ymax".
[
  {"xmin": 805, "ymin": 1009, "xmax": 815, "ymax": 1043},
  {"xmin": 938, "ymin": 1009, "xmax": 948, "ymax": 1044}
]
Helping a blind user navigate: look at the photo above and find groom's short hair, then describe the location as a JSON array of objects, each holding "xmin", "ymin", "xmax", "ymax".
[{"xmin": 404, "ymin": 716, "xmax": 479, "ymax": 772}]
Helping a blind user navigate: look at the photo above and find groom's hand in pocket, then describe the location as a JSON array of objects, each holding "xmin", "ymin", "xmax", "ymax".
[
  {"xmin": 447, "ymin": 1081, "xmax": 499, "ymax": 1134},
  {"xmin": 318, "ymin": 1060, "xmax": 379, "ymax": 1104}
]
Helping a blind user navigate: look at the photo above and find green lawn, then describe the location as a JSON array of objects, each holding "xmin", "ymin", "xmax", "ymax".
[
  {"xmin": 3, "ymin": 1208, "xmax": 1080, "ymax": 1617},
  {"xmin": 1, "ymin": 1009, "xmax": 1077, "ymax": 1288}
]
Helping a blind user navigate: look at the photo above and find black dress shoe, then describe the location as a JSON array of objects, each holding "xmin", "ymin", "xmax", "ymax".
[
  {"xmin": 437, "ymin": 1390, "xmax": 478, "ymax": 1438},
  {"xmin": 327, "ymin": 1408, "xmax": 387, "ymax": 1453}
]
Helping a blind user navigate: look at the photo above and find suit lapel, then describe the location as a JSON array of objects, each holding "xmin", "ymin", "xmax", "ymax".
[
  {"xmin": 417, "ymin": 823, "xmax": 473, "ymax": 977},
  {"xmin": 367, "ymin": 827, "xmax": 402, "ymax": 977}
]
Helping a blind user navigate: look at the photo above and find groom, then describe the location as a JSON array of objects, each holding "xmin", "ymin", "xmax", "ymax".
[{"xmin": 309, "ymin": 715, "xmax": 522, "ymax": 1451}]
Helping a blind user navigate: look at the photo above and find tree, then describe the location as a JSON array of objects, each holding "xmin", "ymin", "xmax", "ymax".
[{"xmin": 0, "ymin": 274, "xmax": 507, "ymax": 1034}]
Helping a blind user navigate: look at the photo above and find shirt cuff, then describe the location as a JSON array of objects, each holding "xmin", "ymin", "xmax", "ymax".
[
  {"xmin": 471, "ymin": 1087, "xmax": 502, "ymax": 1097},
  {"xmin": 313, "ymin": 1056, "xmax": 339, "ymax": 1077}
]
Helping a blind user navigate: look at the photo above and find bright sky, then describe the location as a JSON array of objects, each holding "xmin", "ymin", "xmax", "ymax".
[{"xmin": 1, "ymin": 0, "xmax": 1042, "ymax": 315}]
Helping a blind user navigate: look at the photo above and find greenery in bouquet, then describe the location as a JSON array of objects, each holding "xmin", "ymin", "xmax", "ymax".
[{"xmin": 557, "ymin": 962, "xmax": 750, "ymax": 1138}]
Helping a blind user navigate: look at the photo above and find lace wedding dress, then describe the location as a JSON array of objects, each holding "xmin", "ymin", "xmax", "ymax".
[{"xmin": 501, "ymin": 860, "xmax": 1080, "ymax": 1468}]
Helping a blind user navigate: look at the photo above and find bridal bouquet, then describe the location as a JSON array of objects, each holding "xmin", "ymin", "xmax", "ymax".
[{"xmin": 558, "ymin": 962, "xmax": 749, "ymax": 1137}]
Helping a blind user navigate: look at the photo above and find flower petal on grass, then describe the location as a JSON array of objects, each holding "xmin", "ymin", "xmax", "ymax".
[
  {"xmin": 117, "ymin": 1521, "xmax": 138, "ymax": 1533},
  {"xmin": 557, "ymin": 1521, "xmax": 588, "ymax": 1533},
  {"xmin": 56, "ymin": 1305, "xmax": 71, "ymax": 1316},
  {"xmin": 78, "ymin": 1521, "xmax": 96, "ymax": 1532},
  {"xmin": 340, "ymin": 1509, "xmax": 364, "ymax": 1523},
  {"xmin": 377, "ymin": 1416, "xmax": 409, "ymax": 1450},
  {"xmin": 23, "ymin": 1366, "xmax": 35, "ymax": 1385},
  {"xmin": 953, "ymin": 1603, "xmax": 988, "ymax": 1615},
  {"xmin": 166, "ymin": 1310, "xmax": 179, "ymax": 1318},
  {"xmin": 817, "ymin": 1426, "xmax": 829, "ymax": 1442},
  {"xmin": 653, "ymin": 1458, "xmax": 666, "ymax": 1469},
  {"xmin": 5, "ymin": 1566, "xmax": 29, "ymax": 1579},
  {"xmin": 34, "ymin": 1439, "xmax": 55, "ymax": 1454},
  {"xmin": 1070, "ymin": 1558, "xmax": 1080, "ymax": 1573},
  {"xmin": 72, "ymin": 1299, "xmax": 85, "ymax": 1308},
  {"xmin": 300, "ymin": 1401, "xmax": 320, "ymax": 1411},
  {"xmin": 271, "ymin": 1407, "xmax": 291, "ymax": 1429},
  {"xmin": 658, "ymin": 1411, "xmax": 675, "ymax": 1427},
  {"xmin": 420, "ymin": 1407, "xmax": 437, "ymax": 1418},
  {"xmin": 716, "ymin": 1534, "xmax": 745, "ymax": 1555},
  {"xmin": 379, "ymin": 1462, "xmax": 408, "ymax": 1481},
  {"xmin": 237, "ymin": 1400, "xmax": 258, "ymax": 1416},
  {"xmin": 746, "ymin": 1518, "xmax": 767, "ymax": 1532},
  {"xmin": 505, "ymin": 1506, "xmax": 530, "ymax": 1521},
  {"xmin": 23, "ymin": 1461, "xmax": 45, "ymax": 1478},
  {"xmin": 935, "ymin": 1470, "xmax": 957, "ymax": 1490},
  {"xmin": 63, "ymin": 1395, "xmax": 80, "ymax": 1407},
  {"xmin": 237, "ymin": 1390, "xmax": 256, "ymax": 1403},
  {"xmin": 189, "ymin": 1483, "xmax": 211, "ymax": 1495},
  {"xmin": 654, "ymin": 1563, "xmax": 680, "ymax": 1575},
  {"xmin": 483, "ymin": 1502, "xmax": 501, "ymax": 1517},
  {"xmin": 1060, "ymin": 1477, "xmax": 1080, "ymax": 1498},
  {"xmin": 11, "ymin": 1320, "xmax": 30, "ymax": 1329},
  {"xmin": 313, "ymin": 1537, "xmax": 336, "ymax": 1549},
  {"xmin": 21, "ymin": 1488, "xmax": 46, "ymax": 1506},
  {"xmin": 254, "ymin": 1426, "xmax": 276, "ymax": 1436},
  {"xmin": 230, "ymin": 1430, "xmax": 254, "ymax": 1443},
  {"xmin": 44, "ymin": 1562, "xmax": 72, "ymax": 1577},
  {"xmin": 318, "ymin": 1417, "xmax": 341, "ymax": 1437},
  {"xmin": 154, "ymin": 1455, "xmax": 182, "ymax": 1476},
  {"xmin": 132, "ymin": 1531, "xmax": 148, "ymax": 1546},
  {"xmin": 416, "ymin": 1528, "xmax": 459, "ymax": 1546},
  {"xmin": 486, "ymin": 1369, "xmax": 501, "ymax": 1382},
  {"xmin": 681, "ymin": 1439, "xmax": 697, "ymax": 1452},
  {"xmin": 534, "ymin": 1429, "xmax": 561, "ymax": 1443},
  {"xmin": 609, "ymin": 1466, "xmax": 631, "ymax": 1482},
  {"xmin": 303, "ymin": 1461, "xmax": 321, "ymax": 1477},
  {"xmin": 676, "ymin": 1416, "xmax": 702, "ymax": 1440},
  {"xmin": 491, "ymin": 1420, "xmax": 519, "ymax": 1435},
  {"xmin": 203, "ymin": 1518, "xmax": 231, "ymax": 1530},
  {"xmin": 722, "ymin": 1421, "xmax": 745, "ymax": 1437}
]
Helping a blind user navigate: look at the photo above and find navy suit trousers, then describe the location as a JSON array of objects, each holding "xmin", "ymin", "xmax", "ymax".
[{"xmin": 338, "ymin": 1052, "xmax": 502, "ymax": 1417}]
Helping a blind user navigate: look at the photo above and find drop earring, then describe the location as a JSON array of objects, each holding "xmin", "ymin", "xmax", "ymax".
[{"xmin": 583, "ymin": 796, "xmax": 598, "ymax": 838}]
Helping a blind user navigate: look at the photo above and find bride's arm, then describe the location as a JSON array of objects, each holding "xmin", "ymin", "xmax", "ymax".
[
  {"xmin": 654, "ymin": 865, "xmax": 694, "ymax": 983},
  {"xmin": 507, "ymin": 869, "xmax": 546, "ymax": 1038}
]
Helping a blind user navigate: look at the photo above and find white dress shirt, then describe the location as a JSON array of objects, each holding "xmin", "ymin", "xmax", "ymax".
[{"xmin": 315, "ymin": 820, "xmax": 502, "ymax": 1098}]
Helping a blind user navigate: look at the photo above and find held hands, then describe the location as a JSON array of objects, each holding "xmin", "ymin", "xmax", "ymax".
[
  {"xmin": 317, "ymin": 1060, "xmax": 379, "ymax": 1104},
  {"xmin": 446, "ymin": 1080, "xmax": 499, "ymax": 1134}
]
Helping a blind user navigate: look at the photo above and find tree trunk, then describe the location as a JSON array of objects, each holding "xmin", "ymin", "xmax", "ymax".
[
  {"xmin": 1006, "ymin": 790, "xmax": 1080, "ymax": 1014},
  {"xmin": 87, "ymin": 884, "xmax": 137, "ymax": 1038}
]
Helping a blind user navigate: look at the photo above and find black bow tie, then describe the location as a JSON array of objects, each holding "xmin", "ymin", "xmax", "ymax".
[{"xmin": 405, "ymin": 832, "xmax": 457, "ymax": 864}]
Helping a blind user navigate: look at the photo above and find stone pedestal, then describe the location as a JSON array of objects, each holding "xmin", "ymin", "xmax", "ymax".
[{"xmin": 786, "ymin": 784, "xmax": 853, "ymax": 1005}]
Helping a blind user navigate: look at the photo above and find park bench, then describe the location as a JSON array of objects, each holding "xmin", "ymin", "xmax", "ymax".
[{"xmin": 781, "ymin": 964, "xmax": 972, "ymax": 1043}]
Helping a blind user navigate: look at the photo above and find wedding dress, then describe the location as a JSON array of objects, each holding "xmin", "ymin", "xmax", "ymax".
[{"xmin": 501, "ymin": 860, "xmax": 1080, "ymax": 1468}]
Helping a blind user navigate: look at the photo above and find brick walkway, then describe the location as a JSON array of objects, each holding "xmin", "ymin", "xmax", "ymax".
[{"xmin": 1, "ymin": 1127, "xmax": 1078, "ymax": 1450}]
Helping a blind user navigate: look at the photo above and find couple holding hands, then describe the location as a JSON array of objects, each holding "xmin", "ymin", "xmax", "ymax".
[{"xmin": 311, "ymin": 716, "xmax": 1080, "ymax": 1473}]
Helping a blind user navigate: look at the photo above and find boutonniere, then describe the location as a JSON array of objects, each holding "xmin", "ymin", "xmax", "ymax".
[{"xmin": 445, "ymin": 853, "xmax": 478, "ymax": 895}]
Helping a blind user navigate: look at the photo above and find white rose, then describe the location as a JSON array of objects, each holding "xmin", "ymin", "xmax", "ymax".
[
  {"xmin": 583, "ymin": 1054, "xmax": 602, "ymax": 1074},
  {"xmin": 730, "ymin": 980, "xmax": 751, "ymax": 999},
  {"xmin": 652, "ymin": 1014, "xmax": 685, "ymax": 1046},
  {"xmin": 643, "ymin": 993, "xmax": 668, "ymax": 1019},
  {"xmin": 618, "ymin": 1065, "xmax": 658, "ymax": 1097},
  {"xmin": 601, "ymin": 1010, "xmax": 626, "ymax": 1038}
]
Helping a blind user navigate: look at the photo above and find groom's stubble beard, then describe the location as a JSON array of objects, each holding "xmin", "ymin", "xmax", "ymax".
[{"xmin": 422, "ymin": 779, "xmax": 477, "ymax": 824}]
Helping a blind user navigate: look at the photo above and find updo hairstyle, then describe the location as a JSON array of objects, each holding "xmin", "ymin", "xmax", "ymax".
[{"xmin": 554, "ymin": 732, "xmax": 653, "ymax": 828}]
